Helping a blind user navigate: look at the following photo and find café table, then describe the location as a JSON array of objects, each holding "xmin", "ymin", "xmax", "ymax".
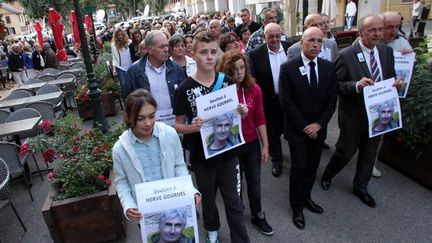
[
  {"xmin": 0, "ymin": 91, "xmax": 64, "ymax": 111},
  {"xmin": 20, "ymin": 77, "xmax": 76, "ymax": 90}
]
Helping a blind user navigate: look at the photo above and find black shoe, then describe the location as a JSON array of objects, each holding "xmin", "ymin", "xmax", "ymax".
[
  {"xmin": 272, "ymin": 165, "xmax": 282, "ymax": 177},
  {"xmin": 353, "ymin": 189, "xmax": 376, "ymax": 208},
  {"xmin": 322, "ymin": 142, "xmax": 330, "ymax": 150},
  {"xmin": 305, "ymin": 199, "xmax": 324, "ymax": 214},
  {"xmin": 251, "ymin": 212, "xmax": 274, "ymax": 236},
  {"xmin": 321, "ymin": 177, "xmax": 331, "ymax": 190},
  {"xmin": 292, "ymin": 211, "xmax": 305, "ymax": 229}
]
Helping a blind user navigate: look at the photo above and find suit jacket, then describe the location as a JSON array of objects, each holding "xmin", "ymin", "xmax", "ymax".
[
  {"xmin": 279, "ymin": 55, "xmax": 338, "ymax": 142},
  {"xmin": 32, "ymin": 51, "xmax": 44, "ymax": 71},
  {"xmin": 44, "ymin": 49, "xmax": 59, "ymax": 69},
  {"xmin": 336, "ymin": 38, "xmax": 396, "ymax": 132},
  {"xmin": 248, "ymin": 41, "xmax": 291, "ymax": 115},
  {"xmin": 287, "ymin": 39, "xmax": 338, "ymax": 62}
]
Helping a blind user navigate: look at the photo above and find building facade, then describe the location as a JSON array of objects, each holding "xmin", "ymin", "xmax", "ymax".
[{"xmin": 0, "ymin": 2, "xmax": 33, "ymax": 37}]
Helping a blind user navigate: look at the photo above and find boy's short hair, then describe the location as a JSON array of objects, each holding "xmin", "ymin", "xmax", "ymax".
[{"xmin": 192, "ymin": 31, "xmax": 217, "ymax": 51}]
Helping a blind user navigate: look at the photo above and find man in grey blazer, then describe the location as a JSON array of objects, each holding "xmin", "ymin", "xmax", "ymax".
[
  {"xmin": 320, "ymin": 15, "xmax": 403, "ymax": 208},
  {"xmin": 287, "ymin": 14, "xmax": 338, "ymax": 62}
]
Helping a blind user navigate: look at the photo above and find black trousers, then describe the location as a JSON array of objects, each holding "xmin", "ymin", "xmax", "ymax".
[
  {"xmin": 193, "ymin": 158, "xmax": 250, "ymax": 243},
  {"xmin": 322, "ymin": 125, "xmax": 381, "ymax": 190},
  {"xmin": 287, "ymin": 135, "xmax": 323, "ymax": 212},
  {"xmin": 265, "ymin": 96, "xmax": 284, "ymax": 166}
]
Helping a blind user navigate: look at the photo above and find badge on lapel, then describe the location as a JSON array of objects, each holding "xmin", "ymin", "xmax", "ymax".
[
  {"xmin": 299, "ymin": 66, "xmax": 307, "ymax": 76},
  {"xmin": 357, "ymin": 53, "xmax": 365, "ymax": 62}
]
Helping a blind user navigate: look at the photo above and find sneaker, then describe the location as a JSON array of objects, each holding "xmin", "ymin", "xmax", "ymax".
[
  {"xmin": 206, "ymin": 230, "xmax": 219, "ymax": 243},
  {"xmin": 251, "ymin": 212, "xmax": 274, "ymax": 236},
  {"xmin": 372, "ymin": 166, "xmax": 382, "ymax": 178}
]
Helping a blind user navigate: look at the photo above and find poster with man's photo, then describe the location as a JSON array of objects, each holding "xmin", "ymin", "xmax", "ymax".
[
  {"xmin": 394, "ymin": 52, "xmax": 416, "ymax": 98},
  {"xmin": 135, "ymin": 176, "xmax": 199, "ymax": 243},
  {"xmin": 196, "ymin": 84, "xmax": 245, "ymax": 159},
  {"xmin": 363, "ymin": 78, "xmax": 403, "ymax": 138}
]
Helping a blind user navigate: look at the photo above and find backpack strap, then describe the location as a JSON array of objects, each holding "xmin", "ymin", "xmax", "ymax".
[{"xmin": 212, "ymin": 72, "xmax": 225, "ymax": 92}]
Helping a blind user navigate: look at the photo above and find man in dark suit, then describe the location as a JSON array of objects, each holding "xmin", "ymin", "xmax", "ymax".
[
  {"xmin": 249, "ymin": 23, "xmax": 291, "ymax": 177},
  {"xmin": 279, "ymin": 27, "xmax": 338, "ymax": 229},
  {"xmin": 235, "ymin": 8, "xmax": 262, "ymax": 37},
  {"xmin": 320, "ymin": 15, "xmax": 403, "ymax": 208}
]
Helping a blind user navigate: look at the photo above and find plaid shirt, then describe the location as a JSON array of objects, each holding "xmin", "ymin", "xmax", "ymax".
[{"xmin": 246, "ymin": 28, "xmax": 265, "ymax": 53}]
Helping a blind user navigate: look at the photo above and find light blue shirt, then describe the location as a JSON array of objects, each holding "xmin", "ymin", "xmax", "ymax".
[
  {"xmin": 130, "ymin": 128, "xmax": 163, "ymax": 182},
  {"xmin": 145, "ymin": 61, "xmax": 172, "ymax": 110}
]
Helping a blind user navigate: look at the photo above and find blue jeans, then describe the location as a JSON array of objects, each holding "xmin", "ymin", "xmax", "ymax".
[
  {"xmin": 238, "ymin": 139, "xmax": 262, "ymax": 216},
  {"xmin": 346, "ymin": 16, "xmax": 354, "ymax": 30},
  {"xmin": 116, "ymin": 67, "xmax": 127, "ymax": 94}
]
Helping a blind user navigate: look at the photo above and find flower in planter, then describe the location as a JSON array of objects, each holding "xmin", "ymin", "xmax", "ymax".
[
  {"xmin": 26, "ymin": 114, "xmax": 124, "ymax": 200},
  {"xmin": 19, "ymin": 143, "xmax": 30, "ymax": 157},
  {"xmin": 39, "ymin": 119, "xmax": 54, "ymax": 134}
]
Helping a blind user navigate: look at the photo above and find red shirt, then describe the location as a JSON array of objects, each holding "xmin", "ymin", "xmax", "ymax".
[{"xmin": 237, "ymin": 83, "xmax": 266, "ymax": 143}]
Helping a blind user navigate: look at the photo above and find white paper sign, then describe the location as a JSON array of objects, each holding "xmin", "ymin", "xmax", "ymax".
[
  {"xmin": 156, "ymin": 109, "xmax": 176, "ymax": 127},
  {"xmin": 363, "ymin": 78, "xmax": 403, "ymax": 138},
  {"xmin": 196, "ymin": 85, "xmax": 245, "ymax": 159},
  {"xmin": 394, "ymin": 52, "xmax": 416, "ymax": 98},
  {"xmin": 135, "ymin": 176, "xmax": 199, "ymax": 243}
]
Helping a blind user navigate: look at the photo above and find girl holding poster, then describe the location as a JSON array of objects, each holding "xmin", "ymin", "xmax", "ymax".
[
  {"xmin": 112, "ymin": 89, "xmax": 200, "ymax": 222},
  {"xmin": 217, "ymin": 50, "xmax": 273, "ymax": 236}
]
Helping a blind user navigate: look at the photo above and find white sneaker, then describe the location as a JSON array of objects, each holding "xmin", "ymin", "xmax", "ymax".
[{"xmin": 372, "ymin": 166, "xmax": 382, "ymax": 178}]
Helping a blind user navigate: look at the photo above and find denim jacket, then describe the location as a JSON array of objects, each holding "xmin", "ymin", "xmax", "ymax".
[{"xmin": 123, "ymin": 56, "xmax": 187, "ymax": 105}]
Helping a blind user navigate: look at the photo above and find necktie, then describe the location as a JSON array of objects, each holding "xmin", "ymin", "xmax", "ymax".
[
  {"xmin": 309, "ymin": 61, "xmax": 318, "ymax": 98},
  {"xmin": 370, "ymin": 50, "xmax": 381, "ymax": 82}
]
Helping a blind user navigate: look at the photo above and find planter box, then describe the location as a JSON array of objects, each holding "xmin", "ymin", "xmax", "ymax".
[
  {"xmin": 379, "ymin": 133, "xmax": 432, "ymax": 190},
  {"xmin": 42, "ymin": 170, "xmax": 126, "ymax": 243},
  {"xmin": 77, "ymin": 92, "xmax": 117, "ymax": 120}
]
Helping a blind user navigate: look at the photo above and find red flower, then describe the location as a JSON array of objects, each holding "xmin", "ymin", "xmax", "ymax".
[
  {"xmin": 103, "ymin": 144, "xmax": 109, "ymax": 150},
  {"xmin": 89, "ymin": 131, "xmax": 95, "ymax": 137},
  {"xmin": 73, "ymin": 146, "xmax": 78, "ymax": 152},
  {"xmin": 47, "ymin": 171, "xmax": 55, "ymax": 182},
  {"xmin": 43, "ymin": 149, "xmax": 56, "ymax": 163},
  {"xmin": 58, "ymin": 154, "xmax": 64, "ymax": 159},
  {"xmin": 106, "ymin": 179, "xmax": 112, "ymax": 185},
  {"xmin": 39, "ymin": 119, "xmax": 53, "ymax": 134},
  {"xmin": 99, "ymin": 175, "xmax": 105, "ymax": 181},
  {"xmin": 19, "ymin": 143, "xmax": 30, "ymax": 157},
  {"xmin": 71, "ymin": 121, "xmax": 78, "ymax": 128},
  {"xmin": 396, "ymin": 136, "xmax": 403, "ymax": 142}
]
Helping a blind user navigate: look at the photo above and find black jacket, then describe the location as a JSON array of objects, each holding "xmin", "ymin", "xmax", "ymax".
[
  {"xmin": 32, "ymin": 51, "xmax": 44, "ymax": 71},
  {"xmin": 8, "ymin": 51, "xmax": 24, "ymax": 72}
]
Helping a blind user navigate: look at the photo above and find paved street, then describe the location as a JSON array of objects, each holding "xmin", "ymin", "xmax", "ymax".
[{"xmin": 0, "ymin": 22, "xmax": 431, "ymax": 243}]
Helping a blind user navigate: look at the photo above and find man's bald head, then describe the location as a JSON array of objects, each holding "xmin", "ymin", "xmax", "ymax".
[
  {"xmin": 304, "ymin": 14, "xmax": 324, "ymax": 29},
  {"xmin": 264, "ymin": 22, "xmax": 282, "ymax": 35},
  {"xmin": 381, "ymin": 12, "xmax": 402, "ymax": 43},
  {"xmin": 301, "ymin": 27, "xmax": 324, "ymax": 60}
]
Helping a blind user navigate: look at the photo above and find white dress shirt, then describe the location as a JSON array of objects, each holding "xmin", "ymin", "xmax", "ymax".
[
  {"xmin": 268, "ymin": 44, "xmax": 287, "ymax": 95},
  {"xmin": 359, "ymin": 40, "xmax": 383, "ymax": 81},
  {"xmin": 301, "ymin": 52, "xmax": 319, "ymax": 84}
]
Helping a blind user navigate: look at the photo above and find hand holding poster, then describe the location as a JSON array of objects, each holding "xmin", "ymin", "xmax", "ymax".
[
  {"xmin": 196, "ymin": 84, "xmax": 245, "ymax": 159},
  {"xmin": 394, "ymin": 52, "xmax": 416, "ymax": 98},
  {"xmin": 135, "ymin": 176, "xmax": 199, "ymax": 243},
  {"xmin": 363, "ymin": 78, "xmax": 402, "ymax": 138}
]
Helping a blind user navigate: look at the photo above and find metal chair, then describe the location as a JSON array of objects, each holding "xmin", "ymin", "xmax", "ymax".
[
  {"xmin": 38, "ymin": 75, "xmax": 57, "ymax": 82},
  {"xmin": 56, "ymin": 73, "xmax": 77, "ymax": 109},
  {"xmin": 0, "ymin": 142, "xmax": 35, "ymax": 201},
  {"xmin": 41, "ymin": 68, "xmax": 60, "ymax": 75},
  {"xmin": 0, "ymin": 110, "xmax": 10, "ymax": 123},
  {"xmin": 13, "ymin": 88, "xmax": 36, "ymax": 96},
  {"xmin": 25, "ymin": 101, "xmax": 57, "ymax": 120},
  {"xmin": 36, "ymin": 84, "xmax": 65, "ymax": 114},
  {"xmin": 26, "ymin": 78, "xmax": 45, "ymax": 84},
  {"xmin": 70, "ymin": 63, "xmax": 84, "ymax": 70},
  {"xmin": 4, "ymin": 90, "xmax": 32, "ymax": 100},
  {"xmin": 5, "ymin": 108, "xmax": 43, "ymax": 181},
  {"xmin": 0, "ymin": 158, "xmax": 27, "ymax": 232}
]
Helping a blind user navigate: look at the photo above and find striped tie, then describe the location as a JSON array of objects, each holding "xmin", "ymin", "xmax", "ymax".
[{"xmin": 370, "ymin": 50, "xmax": 381, "ymax": 82}]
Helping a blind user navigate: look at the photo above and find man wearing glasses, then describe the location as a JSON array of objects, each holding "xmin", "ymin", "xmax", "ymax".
[
  {"xmin": 320, "ymin": 15, "xmax": 403, "ymax": 208},
  {"xmin": 279, "ymin": 27, "xmax": 338, "ymax": 229},
  {"xmin": 248, "ymin": 23, "xmax": 292, "ymax": 178}
]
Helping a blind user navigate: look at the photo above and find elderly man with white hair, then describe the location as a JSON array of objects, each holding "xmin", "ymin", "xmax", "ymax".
[{"xmin": 8, "ymin": 43, "xmax": 27, "ymax": 86}]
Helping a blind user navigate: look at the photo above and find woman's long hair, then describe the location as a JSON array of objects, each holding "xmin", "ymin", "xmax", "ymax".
[
  {"xmin": 112, "ymin": 28, "xmax": 129, "ymax": 50},
  {"xmin": 217, "ymin": 50, "xmax": 255, "ymax": 92}
]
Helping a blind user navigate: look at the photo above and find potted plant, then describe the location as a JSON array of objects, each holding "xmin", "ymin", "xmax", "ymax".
[
  {"xmin": 25, "ymin": 115, "xmax": 126, "ymax": 242},
  {"xmin": 75, "ymin": 52, "xmax": 120, "ymax": 119},
  {"xmin": 379, "ymin": 39, "xmax": 432, "ymax": 189}
]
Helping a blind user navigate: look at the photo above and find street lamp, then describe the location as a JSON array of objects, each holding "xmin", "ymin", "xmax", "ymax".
[{"xmin": 73, "ymin": 0, "xmax": 108, "ymax": 132}]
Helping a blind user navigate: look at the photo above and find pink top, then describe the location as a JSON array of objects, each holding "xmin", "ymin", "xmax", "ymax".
[{"xmin": 237, "ymin": 83, "xmax": 266, "ymax": 143}]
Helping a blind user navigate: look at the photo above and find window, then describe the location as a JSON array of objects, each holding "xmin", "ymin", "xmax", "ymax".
[{"xmin": 5, "ymin": 16, "xmax": 10, "ymax": 24}]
